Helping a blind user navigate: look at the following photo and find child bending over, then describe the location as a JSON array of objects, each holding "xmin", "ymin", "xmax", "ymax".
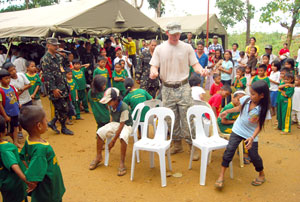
[{"xmin": 208, "ymin": 85, "xmax": 232, "ymax": 118}]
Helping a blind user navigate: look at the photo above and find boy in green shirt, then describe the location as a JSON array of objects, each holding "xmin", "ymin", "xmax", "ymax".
[
  {"xmin": 25, "ymin": 61, "xmax": 42, "ymax": 108},
  {"xmin": 93, "ymin": 56, "xmax": 109, "ymax": 83},
  {"xmin": 233, "ymin": 66, "xmax": 247, "ymax": 90},
  {"xmin": 66, "ymin": 69, "xmax": 81, "ymax": 120},
  {"xmin": 72, "ymin": 59, "xmax": 90, "ymax": 113},
  {"xmin": 251, "ymin": 64, "xmax": 270, "ymax": 87},
  {"xmin": 112, "ymin": 62, "xmax": 127, "ymax": 96},
  {"xmin": 19, "ymin": 106, "xmax": 65, "ymax": 202}
]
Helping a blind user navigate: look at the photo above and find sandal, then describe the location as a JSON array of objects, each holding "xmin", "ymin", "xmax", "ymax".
[
  {"xmin": 117, "ymin": 167, "xmax": 127, "ymax": 176},
  {"xmin": 89, "ymin": 160, "xmax": 101, "ymax": 170},
  {"xmin": 214, "ymin": 180, "xmax": 224, "ymax": 189},
  {"xmin": 251, "ymin": 178, "xmax": 266, "ymax": 186},
  {"xmin": 243, "ymin": 157, "xmax": 251, "ymax": 164}
]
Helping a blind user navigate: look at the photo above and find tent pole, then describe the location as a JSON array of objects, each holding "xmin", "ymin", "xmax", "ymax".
[
  {"xmin": 4, "ymin": 39, "xmax": 12, "ymax": 63},
  {"xmin": 52, "ymin": 32, "xmax": 56, "ymax": 38},
  {"xmin": 206, "ymin": 0, "xmax": 210, "ymax": 47}
]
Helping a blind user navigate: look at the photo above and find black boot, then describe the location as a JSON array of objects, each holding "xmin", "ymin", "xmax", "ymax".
[
  {"xmin": 48, "ymin": 118, "xmax": 60, "ymax": 134},
  {"xmin": 61, "ymin": 124, "xmax": 74, "ymax": 135}
]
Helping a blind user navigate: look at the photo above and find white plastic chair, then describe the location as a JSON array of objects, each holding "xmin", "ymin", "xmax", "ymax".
[
  {"xmin": 187, "ymin": 105, "xmax": 233, "ymax": 186},
  {"xmin": 103, "ymin": 103, "xmax": 143, "ymax": 166},
  {"xmin": 130, "ymin": 107, "xmax": 175, "ymax": 187}
]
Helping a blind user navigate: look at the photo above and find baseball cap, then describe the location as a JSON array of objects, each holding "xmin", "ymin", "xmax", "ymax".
[
  {"xmin": 213, "ymin": 35, "xmax": 218, "ymax": 39},
  {"xmin": 46, "ymin": 37, "xmax": 60, "ymax": 45},
  {"xmin": 166, "ymin": 22, "xmax": 182, "ymax": 34},
  {"xmin": 209, "ymin": 49, "xmax": 216, "ymax": 54},
  {"xmin": 115, "ymin": 47, "xmax": 121, "ymax": 52},
  {"xmin": 265, "ymin": 45, "xmax": 272, "ymax": 49},
  {"xmin": 100, "ymin": 87, "xmax": 120, "ymax": 104}
]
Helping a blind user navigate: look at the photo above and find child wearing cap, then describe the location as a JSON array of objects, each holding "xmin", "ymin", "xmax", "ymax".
[
  {"xmin": 72, "ymin": 59, "xmax": 90, "ymax": 113},
  {"xmin": 89, "ymin": 87, "xmax": 133, "ymax": 176}
]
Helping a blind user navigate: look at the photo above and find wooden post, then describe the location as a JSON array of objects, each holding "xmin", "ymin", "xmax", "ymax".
[{"xmin": 206, "ymin": 0, "xmax": 210, "ymax": 47}]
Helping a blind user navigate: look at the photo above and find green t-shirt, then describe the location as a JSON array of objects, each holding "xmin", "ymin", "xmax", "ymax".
[
  {"xmin": 72, "ymin": 69, "xmax": 86, "ymax": 90},
  {"xmin": 110, "ymin": 101, "xmax": 133, "ymax": 126},
  {"xmin": 122, "ymin": 69, "xmax": 129, "ymax": 78},
  {"xmin": 87, "ymin": 90, "xmax": 110, "ymax": 126},
  {"xmin": 93, "ymin": 67, "xmax": 108, "ymax": 79},
  {"xmin": 20, "ymin": 139, "xmax": 65, "ymax": 202},
  {"xmin": 217, "ymin": 102, "xmax": 240, "ymax": 134},
  {"xmin": 123, "ymin": 89, "xmax": 152, "ymax": 122},
  {"xmin": 67, "ymin": 79, "xmax": 78, "ymax": 102},
  {"xmin": 26, "ymin": 73, "xmax": 42, "ymax": 100},
  {"xmin": 0, "ymin": 141, "xmax": 27, "ymax": 202},
  {"xmin": 112, "ymin": 70, "xmax": 127, "ymax": 96},
  {"xmin": 252, "ymin": 75, "xmax": 270, "ymax": 88},
  {"xmin": 233, "ymin": 76, "xmax": 247, "ymax": 90}
]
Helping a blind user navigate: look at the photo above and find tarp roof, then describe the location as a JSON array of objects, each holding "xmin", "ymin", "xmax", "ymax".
[{"xmin": 0, "ymin": 0, "xmax": 161, "ymax": 39}]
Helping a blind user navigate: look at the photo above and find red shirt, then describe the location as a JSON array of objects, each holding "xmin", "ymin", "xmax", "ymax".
[
  {"xmin": 210, "ymin": 82, "xmax": 223, "ymax": 96},
  {"xmin": 279, "ymin": 48, "xmax": 289, "ymax": 56},
  {"xmin": 266, "ymin": 64, "xmax": 272, "ymax": 76},
  {"xmin": 208, "ymin": 93, "xmax": 223, "ymax": 117},
  {"xmin": 105, "ymin": 58, "xmax": 112, "ymax": 78}
]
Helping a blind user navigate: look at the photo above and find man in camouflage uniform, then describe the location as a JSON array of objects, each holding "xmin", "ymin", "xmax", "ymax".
[
  {"xmin": 136, "ymin": 40, "xmax": 159, "ymax": 98},
  {"xmin": 150, "ymin": 22, "xmax": 206, "ymax": 161},
  {"xmin": 41, "ymin": 38, "xmax": 73, "ymax": 135}
]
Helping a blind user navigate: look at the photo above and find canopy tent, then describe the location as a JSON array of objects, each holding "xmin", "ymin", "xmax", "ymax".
[
  {"xmin": 154, "ymin": 14, "xmax": 228, "ymax": 49},
  {"xmin": 0, "ymin": 0, "xmax": 162, "ymax": 39}
]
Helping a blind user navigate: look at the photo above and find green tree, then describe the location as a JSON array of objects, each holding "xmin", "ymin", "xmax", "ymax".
[
  {"xmin": 0, "ymin": 0, "xmax": 58, "ymax": 13},
  {"xmin": 216, "ymin": 0, "xmax": 255, "ymax": 45},
  {"xmin": 148, "ymin": 0, "xmax": 165, "ymax": 17},
  {"xmin": 260, "ymin": 0, "xmax": 300, "ymax": 49}
]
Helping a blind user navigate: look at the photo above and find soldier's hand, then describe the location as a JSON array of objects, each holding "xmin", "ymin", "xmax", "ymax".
[
  {"xmin": 150, "ymin": 68, "xmax": 158, "ymax": 79},
  {"xmin": 53, "ymin": 89, "xmax": 62, "ymax": 98}
]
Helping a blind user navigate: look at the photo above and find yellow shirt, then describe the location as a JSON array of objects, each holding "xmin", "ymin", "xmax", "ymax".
[
  {"xmin": 245, "ymin": 45, "xmax": 259, "ymax": 55},
  {"xmin": 124, "ymin": 41, "xmax": 136, "ymax": 55}
]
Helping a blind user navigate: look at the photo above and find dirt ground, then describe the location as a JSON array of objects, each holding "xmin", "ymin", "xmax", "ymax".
[{"xmin": 2, "ymin": 95, "xmax": 300, "ymax": 202}]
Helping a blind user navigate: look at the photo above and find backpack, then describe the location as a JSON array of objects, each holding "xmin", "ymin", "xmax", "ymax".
[{"xmin": 0, "ymin": 85, "xmax": 19, "ymax": 106}]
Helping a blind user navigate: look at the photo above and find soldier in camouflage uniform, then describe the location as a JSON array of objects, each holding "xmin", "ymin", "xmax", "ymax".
[
  {"xmin": 41, "ymin": 38, "xmax": 73, "ymax": 135},
  {"xmin": 136, "ymin": 40, "xmax": 159, "ymax": 98}
]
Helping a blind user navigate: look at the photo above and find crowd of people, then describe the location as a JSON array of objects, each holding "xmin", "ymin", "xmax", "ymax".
[{"xmin": 0, "ymin": 20, "xmax": 300, "ymax": 201}]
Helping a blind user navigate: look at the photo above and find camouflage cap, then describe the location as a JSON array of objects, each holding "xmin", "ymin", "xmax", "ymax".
[
  {"xmin": 46, "ymin": 37, "xmax": 60, "ymax": 45},
  {"xmin": 166, "ymin": 22, "xmax": 182, "ymax": 34}
]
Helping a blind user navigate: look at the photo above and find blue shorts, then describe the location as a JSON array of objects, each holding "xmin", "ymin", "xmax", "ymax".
[{"xmin": 270, "ymin": 91, "xmax": 278, "ymax": 107}]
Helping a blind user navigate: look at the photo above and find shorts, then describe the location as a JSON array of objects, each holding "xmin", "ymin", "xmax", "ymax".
[
  {"xmin": 21, "ymin": 100, "xmax": 32, "ymax": 107},
  {"xmin": 7, "ymin": 116, "xmax": 19, "ymax": 133},
  {"xmin": 96, "ymin": 122, "xmax": 132, "ymax": 144},
  {"xmin": 270, "ymin": 91, "xmax": 278, "ymax": 107}
]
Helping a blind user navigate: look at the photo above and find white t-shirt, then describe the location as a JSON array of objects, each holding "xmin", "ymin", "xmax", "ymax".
[
  {"xmin": 150, "ymin": 41, "xmax": 198, "ymax": 83},
  {"xmin": 0, "ymin": 54, "xmax": 6, "ymax": 67},
  {"xmin": 296, "ymin": 49, "xmax": 300, "ymax": 63},
  {"xmin": 191, "ymin": 86, "xmax": 205, "ymax": 101},
  {"xmin": 114, "ymin": 56, "xmax": 132, "ymax": 78},
  {"xmin": 13, "ymin": 57, "xmax": 27, "ymax": 74},
  {"xmin": 10, "ymin": 72, "xmax": 32, "ymax": 105},
  {"xmin": 292, "ymin": 87, "xmax": 300, "ymax": 111},
  {"xmin": 269, "ymin": 71, "xmax": 280, "ymax": 91}
]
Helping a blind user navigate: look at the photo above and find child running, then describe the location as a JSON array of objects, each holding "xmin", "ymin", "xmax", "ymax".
[
  {"xmin": 89, "ymin": 87, "xmax": 133, "ymax": 176},
  {"xmin": 292, "ymin": 75, "xmax": 300, "ymax": 129},
  {"xmin": 19, "ymin": 105, "xmax": 65, "ymax": 202},
  {"xmin": 233, "ymin": 66, "xmax": 247, "ymax": 91},
  {"xmin": 215, "ymin": 80, "xmax": 270, "ymax": 188},
  {"xmin": 112, "ymin": 62, "xmax": 127, "ymax": 96},
  {"xmin": 252, "ymin": 64, "xmax": 270, "ymax": 88},
  {"xmin": 269, "ymin": 61, "xmax": 281, "ymax": 116},
  {"xmin": 210, "ymin": 73, "xmax": 223, "ymax": 96}
]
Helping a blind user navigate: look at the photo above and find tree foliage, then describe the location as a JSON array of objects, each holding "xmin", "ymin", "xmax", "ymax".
[
  {"xmin": 148, "ymin": 0, "xmax": 165, "ymax": 17},
  {"xmin": 0, "ymin": 0, "xmax": 58, "ymax": 13}
]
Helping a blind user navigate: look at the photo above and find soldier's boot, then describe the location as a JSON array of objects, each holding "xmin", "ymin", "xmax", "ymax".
[
  {"xmin": 170, "ymin": 140, "xmax": 184, "ymax": 155},
  {"xmin": 48, "ymin": 118, "xmax": 60, "ymax": 134},
  {"xmin": 188, "ymin": 144, "xmax": 200, "ymax": 161},
  {"xmin": 61, "ymin": 124, "xmax": 74, "ymax": 135}
]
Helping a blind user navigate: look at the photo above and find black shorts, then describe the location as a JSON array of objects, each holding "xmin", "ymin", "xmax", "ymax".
[
  {"xmin": 21, "ymin": 100, "xmax": 33, "ymax": 107},
  {"xmin": 7, "ymin": 116, "xmax": 19, "ymax": 133}
]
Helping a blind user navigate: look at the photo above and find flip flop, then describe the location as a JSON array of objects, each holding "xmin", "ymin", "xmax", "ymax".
[
  {"xmin": 214, "ymin": 180, "xmax": 224, "ymax": 189},
  {"xmin": 251, "ymin": 178, "xmax": 266, "ymax": 186},
  {"xmin": 117, "ymin": 167, "xmax": 127, "ymax": 176},
  {"xmin": 89, "ymin": 160, "xmax": 101, "ymax": 170},
  {"xmin": 244, "ymin": 157, "xmax": 251, "ymax": 164}
]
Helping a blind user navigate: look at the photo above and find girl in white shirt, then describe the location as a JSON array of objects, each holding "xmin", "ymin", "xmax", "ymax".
[{"xmin": 269, "ymin": 61, "xmax": 281, "ymax": 116}]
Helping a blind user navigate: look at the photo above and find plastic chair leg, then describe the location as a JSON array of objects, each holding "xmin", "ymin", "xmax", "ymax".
[
  {"xmin": 158, "ymin": 152, "xmax": 167, "ymax": 187},
  {"xmin": 208, "ymin": 151, "xmax": 212, "ymax": 164},
  {"xmin": 130, "ymin": 147, "xmax": 136, "ymax": 181},
  {"xmin": 167, "ymin": 149, "xmax": 172, "ymax": 171},
  {"xmin": 200, "ymin": 150, "xmax": 208, "ymax": 186},
  {"xmin": 150, "ymin": 152, "xmax": 155, "ymax": 168},
  {"xmin": 104, "ymin": 137, "xmax": 112, "ymax": 166},
  {"xmin": 132, "ymin": 132, "xmax": 140, "ymax": 163},
  {"xmin": 239, "ymin": 141, "xmax": 244, "ymax": 168},
  {"xmin": 188, "ymin": 145, "xmax": 195, "ymax": 169},
  {"xmin": 229, "ymin": 161, "xmax": 234, "ymax": 179}
]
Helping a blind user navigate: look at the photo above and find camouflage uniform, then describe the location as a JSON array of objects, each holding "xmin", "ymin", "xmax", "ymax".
[
  {"xmin": 136, "ymin": 49, "xmax": 159, "ymax": 98},
  {"xmin": 41, "ymin": 51, "xmax": 70, "ymax": 125}
]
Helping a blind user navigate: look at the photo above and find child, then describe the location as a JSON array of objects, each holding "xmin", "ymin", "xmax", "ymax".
[
  {"xmin": 233, "ymin": 66, "xmax": 247, "ymax": 91},
  {"xmin": 66, "ymin": 69, "xmax": 81, "ymax": 120},
  {"xmin": 67, "ymin": 53, "xmax": 74, "ymax": 69},
  {"xmin": 218, "ymin": 50, "xmax": 233, "ymax": 107},
  {"xmin": 119, "ymin": 59, "xmax": 129, "ymax": 78},
  {"xmin": 19, "ymin": 106, "xmax": 65, "ymax": 202},
  {"xmin": 189, "ymin": 75, "xmax": 206, "ymax": 101},
  {"xmin": 237, "ymin": 51, "xmax": 248, "ymax": 68},
  {"xmin": 269, "ymin": 61, "xmax": 281, "ymax": 116},
  {"xmin": 93, "ymin": 56, "xmax": 109, "ymax": 87},
  {"xmin": 208, "ymin": 85, "xmax": 232, "ymax": 118},
  {"xmin": 261, "ymin": 54, "xmax": 272, "ymax": 76},
  {"xmin": 87, "ymin": 75, "xmax": 110, "ymax": 131},
  {"xmin": 284, "ymin": 58, "xmax": 296, "ymax": 75},
  {"xmin": 112, "ymin": 62, "xmax": 127, "ymax": 96},
  {"xmin": 251, "ymin": 64, "xmax": 270, "ymax": 88},
  {"xmin": 89, "ymin": 87, "xmax": 133, "ymax": 176},
  {"xmin": 72, "ymin": 59, "xmax": 90, "ymax": 113},
  {"xmin": 277, "ymin": 72, "xmax": 295, "ymax": 134},
  {"xmin": 100, "ymin": 48, "xmax": 112, "ymax": 87},
  {"xmin": 245, "ymin": 66, "xmax": 252, "ymax": 94},
  {"xmin": 123, "ymin": 78, "xmax": 152, "ymax": 123},
  {"xmin": 205, "ymin": 50, "xmax": 216, "ymax": 90},
  {"xmin": 215, "ymin": 80, "xmax": 270, "ymax": 188},
  {"xmin": 25, "ymin": 60, "xmax": 43, "ymax": 108},
  {"xmin": 217, "ymin": 91, "xmax": 246, "ymax": 134},
  {"xmin": 292, "ymin": 75, "xmax": 300, "ymax": 129},
  {"xmin": 210, "ymin": 73, "xmax": 223, "ymax": 96},
  {"xmin": 0, "ymin": 69, "xmax": 20, "ymax": 147},
  {"xmin": 0, "ymin": 115, "xmax": 36, "ymax": 202}
]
